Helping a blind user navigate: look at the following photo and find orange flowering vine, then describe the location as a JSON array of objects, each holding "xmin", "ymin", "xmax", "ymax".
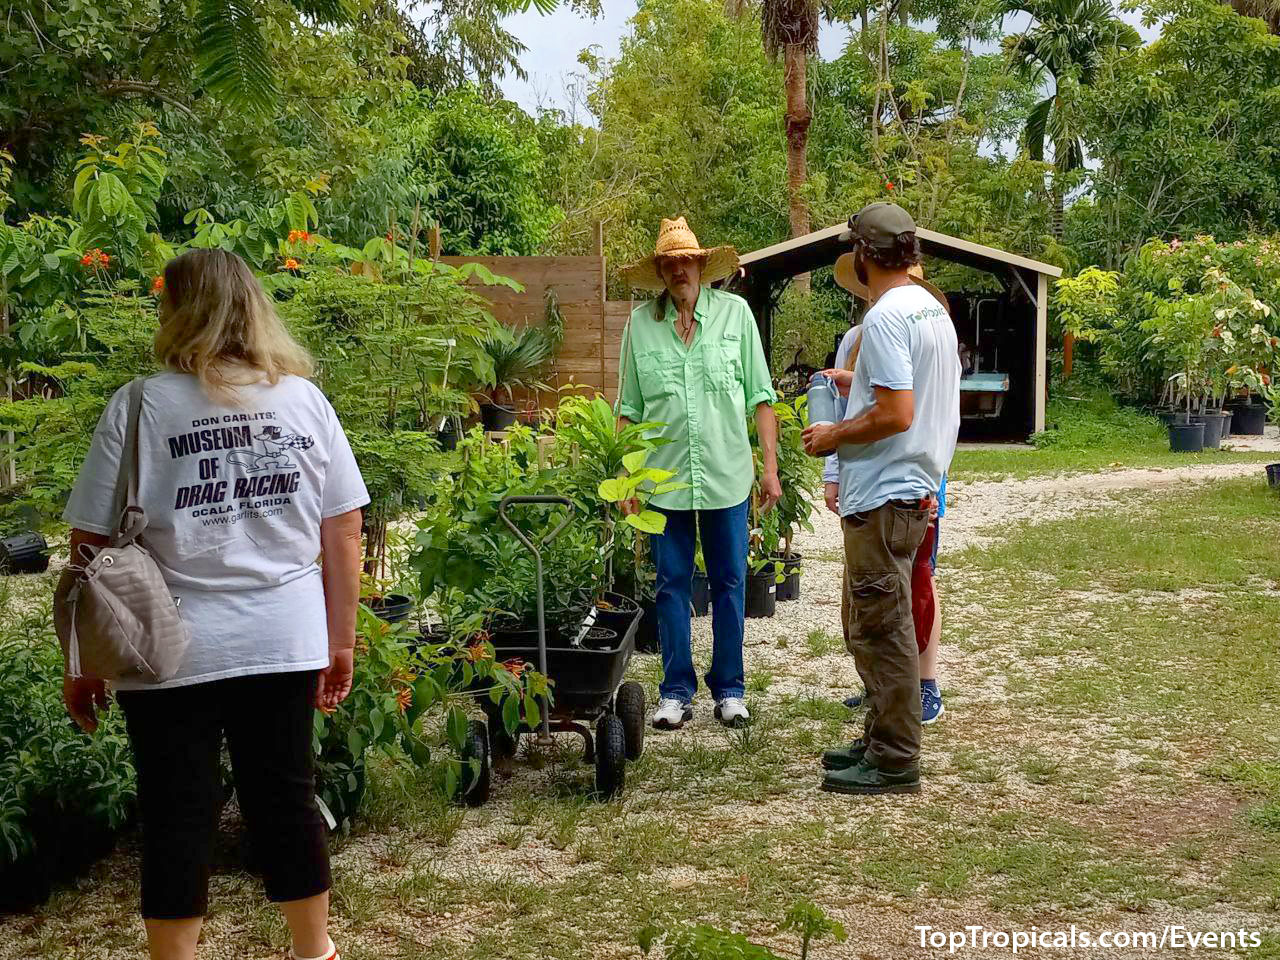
[
  {"xmin": 151, "ymin": 275, "xmax": 165, "ymax": 295},
  {"xmin": 287, "ymin": 229, "xmax": 313, "ymax": 244},
  {"xmin": 282, "ymin": 257, "xmax": 301, "ymax": 271},
  {"xmin": 885, "ymin": 181, "xmax": 895, "ymax": 191},
  {"xmin": 79, "ymin": 249, "xmax": 110, "ymax": 269}
]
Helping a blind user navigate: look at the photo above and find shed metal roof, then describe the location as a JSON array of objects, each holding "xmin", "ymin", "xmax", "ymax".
[{"xmin": 738, "ymin": 222, "xmax": 1063, "ymax": 282}]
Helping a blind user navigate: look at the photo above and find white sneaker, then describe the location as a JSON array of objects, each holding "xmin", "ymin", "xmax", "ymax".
[
  {"xmin": 714, "ymin": 697, "xmax": 750, "ymax": 728},
  {"xmin": 652, "ymin": 698, "xmax": 693, "ymax": 729}
]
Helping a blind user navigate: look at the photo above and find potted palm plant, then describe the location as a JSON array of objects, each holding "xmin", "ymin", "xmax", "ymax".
[{"xmin": 477, "ymin": 325, "xmax": 554, "ymax": 431}]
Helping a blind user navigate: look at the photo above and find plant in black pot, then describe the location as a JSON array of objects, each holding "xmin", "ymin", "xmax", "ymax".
[
  {"xmin": 746, "ymin": 508, "xmax": 783, "ymax": 620},
  {"xmin": 476, "ymin": 325, "xmax": 555, "ymax": 432},
  {"xmin": 768, "ymin": 398, "xmax": 821, "ymax": 602},
  {"xmin": 553, "ymin": 396, "xmax": 688, "ymax": 652},
  {"xmin": 1204, "ymin": 267, "xmax": 1280, "ymax": 438},
  {"xmin": 1144, "ymin": 294, "xmax": 1214, "ymax": 453}
]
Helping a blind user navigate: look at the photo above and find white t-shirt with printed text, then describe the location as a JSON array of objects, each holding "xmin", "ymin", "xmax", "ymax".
[
  {"xmin": 64, "ymin": 372, "xmax": 370, "ymax": 690},
  {"xmin": 833, "ymin": 284, "xmax": 960, "ymax": 516}
]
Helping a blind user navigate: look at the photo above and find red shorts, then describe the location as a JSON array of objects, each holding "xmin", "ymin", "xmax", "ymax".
[{"xmin": 911, "ymin": 520, "xmax": 936, "ymax": 654}]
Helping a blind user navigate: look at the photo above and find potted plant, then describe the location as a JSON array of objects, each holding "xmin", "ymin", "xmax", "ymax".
[
  {"xmin": 746, "ymin": 508, "xmax": 782, "ymax": 620},
  {"xmin": 1144, "ymin": 294, "xmax": 1214, "ymax": 452},
  {"xmin": 1204, "ymin": 266, "xmax": 1278, "ymax": 437},
  {"xmin": 768, "ymin": 399, "xmax": 820, "ymax": 601},
  {"xmin": 476, "ymin": 325, "xmax": 554, "ymax": 431}
]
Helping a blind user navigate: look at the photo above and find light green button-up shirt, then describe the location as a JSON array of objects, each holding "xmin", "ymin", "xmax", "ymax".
[{"xmin": 616, "ymin": 286, "xmax": 777, "ymax": 511}]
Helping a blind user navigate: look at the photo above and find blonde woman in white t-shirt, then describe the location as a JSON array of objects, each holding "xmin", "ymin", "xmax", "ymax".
[{"xmin": 64, "ymin": 248, "xmax": 368, "ymax": 960}]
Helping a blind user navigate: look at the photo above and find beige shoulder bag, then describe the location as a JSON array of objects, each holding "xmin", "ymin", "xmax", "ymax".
[{"xmin": 54, "ymin": 378, "xmax": 190, "ymax": 682}]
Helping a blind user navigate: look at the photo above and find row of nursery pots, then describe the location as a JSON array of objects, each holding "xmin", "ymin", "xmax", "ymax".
[
  {"xmin": 1161, "ymin": 400, "xmax": 1270, "ymax": 453},
  {"xmin": 693, "ymin": 553, "xmax": 803, "ymax": 622}
]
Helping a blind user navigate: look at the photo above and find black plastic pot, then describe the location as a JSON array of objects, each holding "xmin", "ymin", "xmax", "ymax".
[
  {"xmin": 595, "ymin": 592, "xmax": 642, "ymax": 639},
  {"xmin": 745, "ymin": 570, "xmax": 777, "ymax": 619},
  {"xmin": 1192, "ymin": 413, "xmax": 1225, "ymax": 450},
  {"xmin": 436, "ymin": 418, "xmax": 460, "ymax": 452},
  {"xmin": 1267, "ymin": 463, "xmax": 1280, "ymax": 488},
  {"xmin": 1229, "ymin": 403, "xmax": 1268, "ymax": 436},
  {"xmin": 369, "ymin": 593, "xmax": 413, "ymax": 623},
  {"xmin": 0, "ymin": 532, "xmax": 50, "ymax": 575},
  {"xmin": 772, "ymin": 553, "xmax": 803, "ymax": 602},
  {"xmin": 0, "ymin": 853, "xmax": 53, "ymax": 913},
  {"xmin": 636, "ymin": 599, "xmax": 660, "ymax": 654},
  {"xmin": 579, "ymin": 626, "xmax": 620, "ymax": 651},
  {"xmin": 1156, "ymin": 409, "xmax": 1178, "ymax": 428},
  {"xmin": 479, "ymin": 402, "xmax": 519, "ymax": 432},
  {"xmin": 1169, "ymin": 418, "xmax": 1205, "ymax": 453},
  {"xmin": 690, "ymin": 572, "xmax": 710, "ymax": 617}
]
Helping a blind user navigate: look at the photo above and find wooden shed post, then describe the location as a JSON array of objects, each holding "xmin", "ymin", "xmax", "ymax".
[
  {"xmin": 1035, "ymin": 271, "xmax": 1048, "ymax": 434},
  {"xmin": 428, "ymin": 224, "xmax": 441, "ymax": 261}
]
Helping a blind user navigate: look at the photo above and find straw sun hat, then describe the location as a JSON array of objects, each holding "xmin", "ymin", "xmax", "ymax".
[
  {"xmin": 834, "ymin": 254, "xmax": 949, "ymax": 312},
  {"xmin": 621, "ymin": 217, "xmax": 740, "ymax": 291}
]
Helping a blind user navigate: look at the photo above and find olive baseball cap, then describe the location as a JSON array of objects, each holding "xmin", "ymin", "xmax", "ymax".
[{"xmin": 839, "ymin": 202, "xmax": 917, "ymax": 250}]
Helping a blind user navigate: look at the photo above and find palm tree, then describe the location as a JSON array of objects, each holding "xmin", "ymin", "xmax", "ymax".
[
  {"xmin": 1002, "ymin": 0, "xmax": 1140, "ymax": 238},
  {"xmin": 728, "ymin": 1, "xmax": 822, "ymax": 251},
  {"xmin": 196, "ymin": 0, "xmax": 572, "ymax": 112},
  {"xmin": 1231, "ymin": 0, "xmax": 1280, "ymax": 33}
]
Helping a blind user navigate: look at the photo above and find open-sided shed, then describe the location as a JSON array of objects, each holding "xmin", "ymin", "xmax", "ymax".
[{"xmin": 731, "ymin": 223, "xmax": 1063, "ymax": 440}]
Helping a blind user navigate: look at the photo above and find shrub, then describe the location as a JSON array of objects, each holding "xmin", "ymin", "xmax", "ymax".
[{"xmin": 0, "ymin": 599, "xmax": 136, "ymax": 910}]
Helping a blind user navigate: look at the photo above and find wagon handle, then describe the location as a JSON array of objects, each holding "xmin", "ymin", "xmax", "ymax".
[
  {"xmin": 498, "ymin": 496, "xmax": 574, "ymax": 552},
  {"xmin": 498, "ymin": 495, "xmax": 573, "ymax": 744}
]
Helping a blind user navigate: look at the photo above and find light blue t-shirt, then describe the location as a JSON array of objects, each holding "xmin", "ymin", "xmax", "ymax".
[{"xmin": 826, "ymin": 285, "xmax": 959, "ymax": 516}]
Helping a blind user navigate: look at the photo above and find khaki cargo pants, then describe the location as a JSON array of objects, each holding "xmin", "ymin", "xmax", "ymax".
[{"xmin": 841, "ymin": 499, "xmax": 932, "ymax": 771}]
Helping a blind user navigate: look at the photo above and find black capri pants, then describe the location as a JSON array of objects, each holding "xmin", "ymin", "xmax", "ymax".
[{"xmin": 118, "ymin": 670, "xmax": 330, "ymax": 919}]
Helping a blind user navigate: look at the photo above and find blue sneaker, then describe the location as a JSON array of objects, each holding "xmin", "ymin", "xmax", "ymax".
[
  {"xmin": 921, "ymin": 680, "xmax": 944, "ymax": 724},
  {"xmin": 843, "ymin": 690, "xmax": 865, "ymax": 709}
]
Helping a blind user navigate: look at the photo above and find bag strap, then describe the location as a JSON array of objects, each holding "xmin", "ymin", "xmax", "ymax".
[{"xmin": 110, "ymin": 379, "xmax": 146, "ymax": 541}]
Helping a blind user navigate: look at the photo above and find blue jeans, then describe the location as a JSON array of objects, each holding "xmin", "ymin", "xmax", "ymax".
[{"xmin": 651, "ymin": 500, "xmax": 748, "ymax": 703}]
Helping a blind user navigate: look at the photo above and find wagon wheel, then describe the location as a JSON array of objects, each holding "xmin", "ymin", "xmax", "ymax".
[
  {"xmin": 460, "ymin": 719, "xmax": 491, "ymax": 807},
  {"xmin": 614, "ymin": 681, "xmax": 646, "ymax": 761},
  {"xmin": 594, "ymin": 713, "xmax": 627, "ymax": 799}
]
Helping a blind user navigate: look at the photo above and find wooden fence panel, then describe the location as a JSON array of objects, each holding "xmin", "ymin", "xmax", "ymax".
[{"xmin": 438, "ymin": 253, "xmax": 645, "ymax": 408}]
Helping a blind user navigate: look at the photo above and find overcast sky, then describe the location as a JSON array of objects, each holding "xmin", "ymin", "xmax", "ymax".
[{"xmin": 497, "ymin": 2, "xmax": 1160, "ymax": 116}]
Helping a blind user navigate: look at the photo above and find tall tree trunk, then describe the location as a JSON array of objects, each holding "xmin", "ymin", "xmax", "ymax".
[
  {"xmin": 1051, "ymin": 166, "xmax": 1065, "ymax": 240},
  {"xmin": 783, "ymin": 42, "xmax": 812, "ymax": 293}
]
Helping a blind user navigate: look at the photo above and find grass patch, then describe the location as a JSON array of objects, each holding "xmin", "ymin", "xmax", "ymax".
[{"xmin": 952, "ymin": 389, "xmax": 1276, "ymax": 479}]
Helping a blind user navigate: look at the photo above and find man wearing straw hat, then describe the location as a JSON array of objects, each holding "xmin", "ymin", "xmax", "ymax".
[
  {"xmin": 802, "ymin": 202, "xmax": 959, "ymax": 795},
  {"xmin": 616, "ymin": 217, "xmax": 780, "ymax": 731},
  {"xmin": 824, "ymin": 259, "xmax": 949, "ymax": 728}
]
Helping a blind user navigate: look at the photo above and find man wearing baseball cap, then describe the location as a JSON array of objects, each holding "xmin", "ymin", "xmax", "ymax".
[{"xmin": 802, "ymin": 202, "xmax": 959, "ymax": 795}]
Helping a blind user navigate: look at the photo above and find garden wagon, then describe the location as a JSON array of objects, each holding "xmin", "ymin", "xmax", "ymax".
[{"xmin": 460, "ymin": 496, "xmax": 647, "ymax": 804}]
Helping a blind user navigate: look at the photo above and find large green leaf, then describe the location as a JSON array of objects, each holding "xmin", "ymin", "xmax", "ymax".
[
  {"xmin": 445, "ymin": 705, "xmax": 468, "ymax": 752},
  {"xmin": 195, "ymin": 0, "xmax": 279, "ymax": 113},
  {"xmin": 625, "ymin": 510, "xmax": 666, "ymax": 535},
  {"xmin": 597, "ymin": 477, "xmax": 627, "ymax": 501}
]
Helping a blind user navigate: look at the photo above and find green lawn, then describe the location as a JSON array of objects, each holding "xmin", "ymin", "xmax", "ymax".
[{"xmin": 951, "ymin": 391, "xmax": 1278, "ymax": 480}]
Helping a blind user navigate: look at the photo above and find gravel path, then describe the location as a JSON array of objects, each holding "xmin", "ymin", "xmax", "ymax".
[{"xmin": 741, "ymin": 449, "xmax": 1280, "ymax": 686}]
